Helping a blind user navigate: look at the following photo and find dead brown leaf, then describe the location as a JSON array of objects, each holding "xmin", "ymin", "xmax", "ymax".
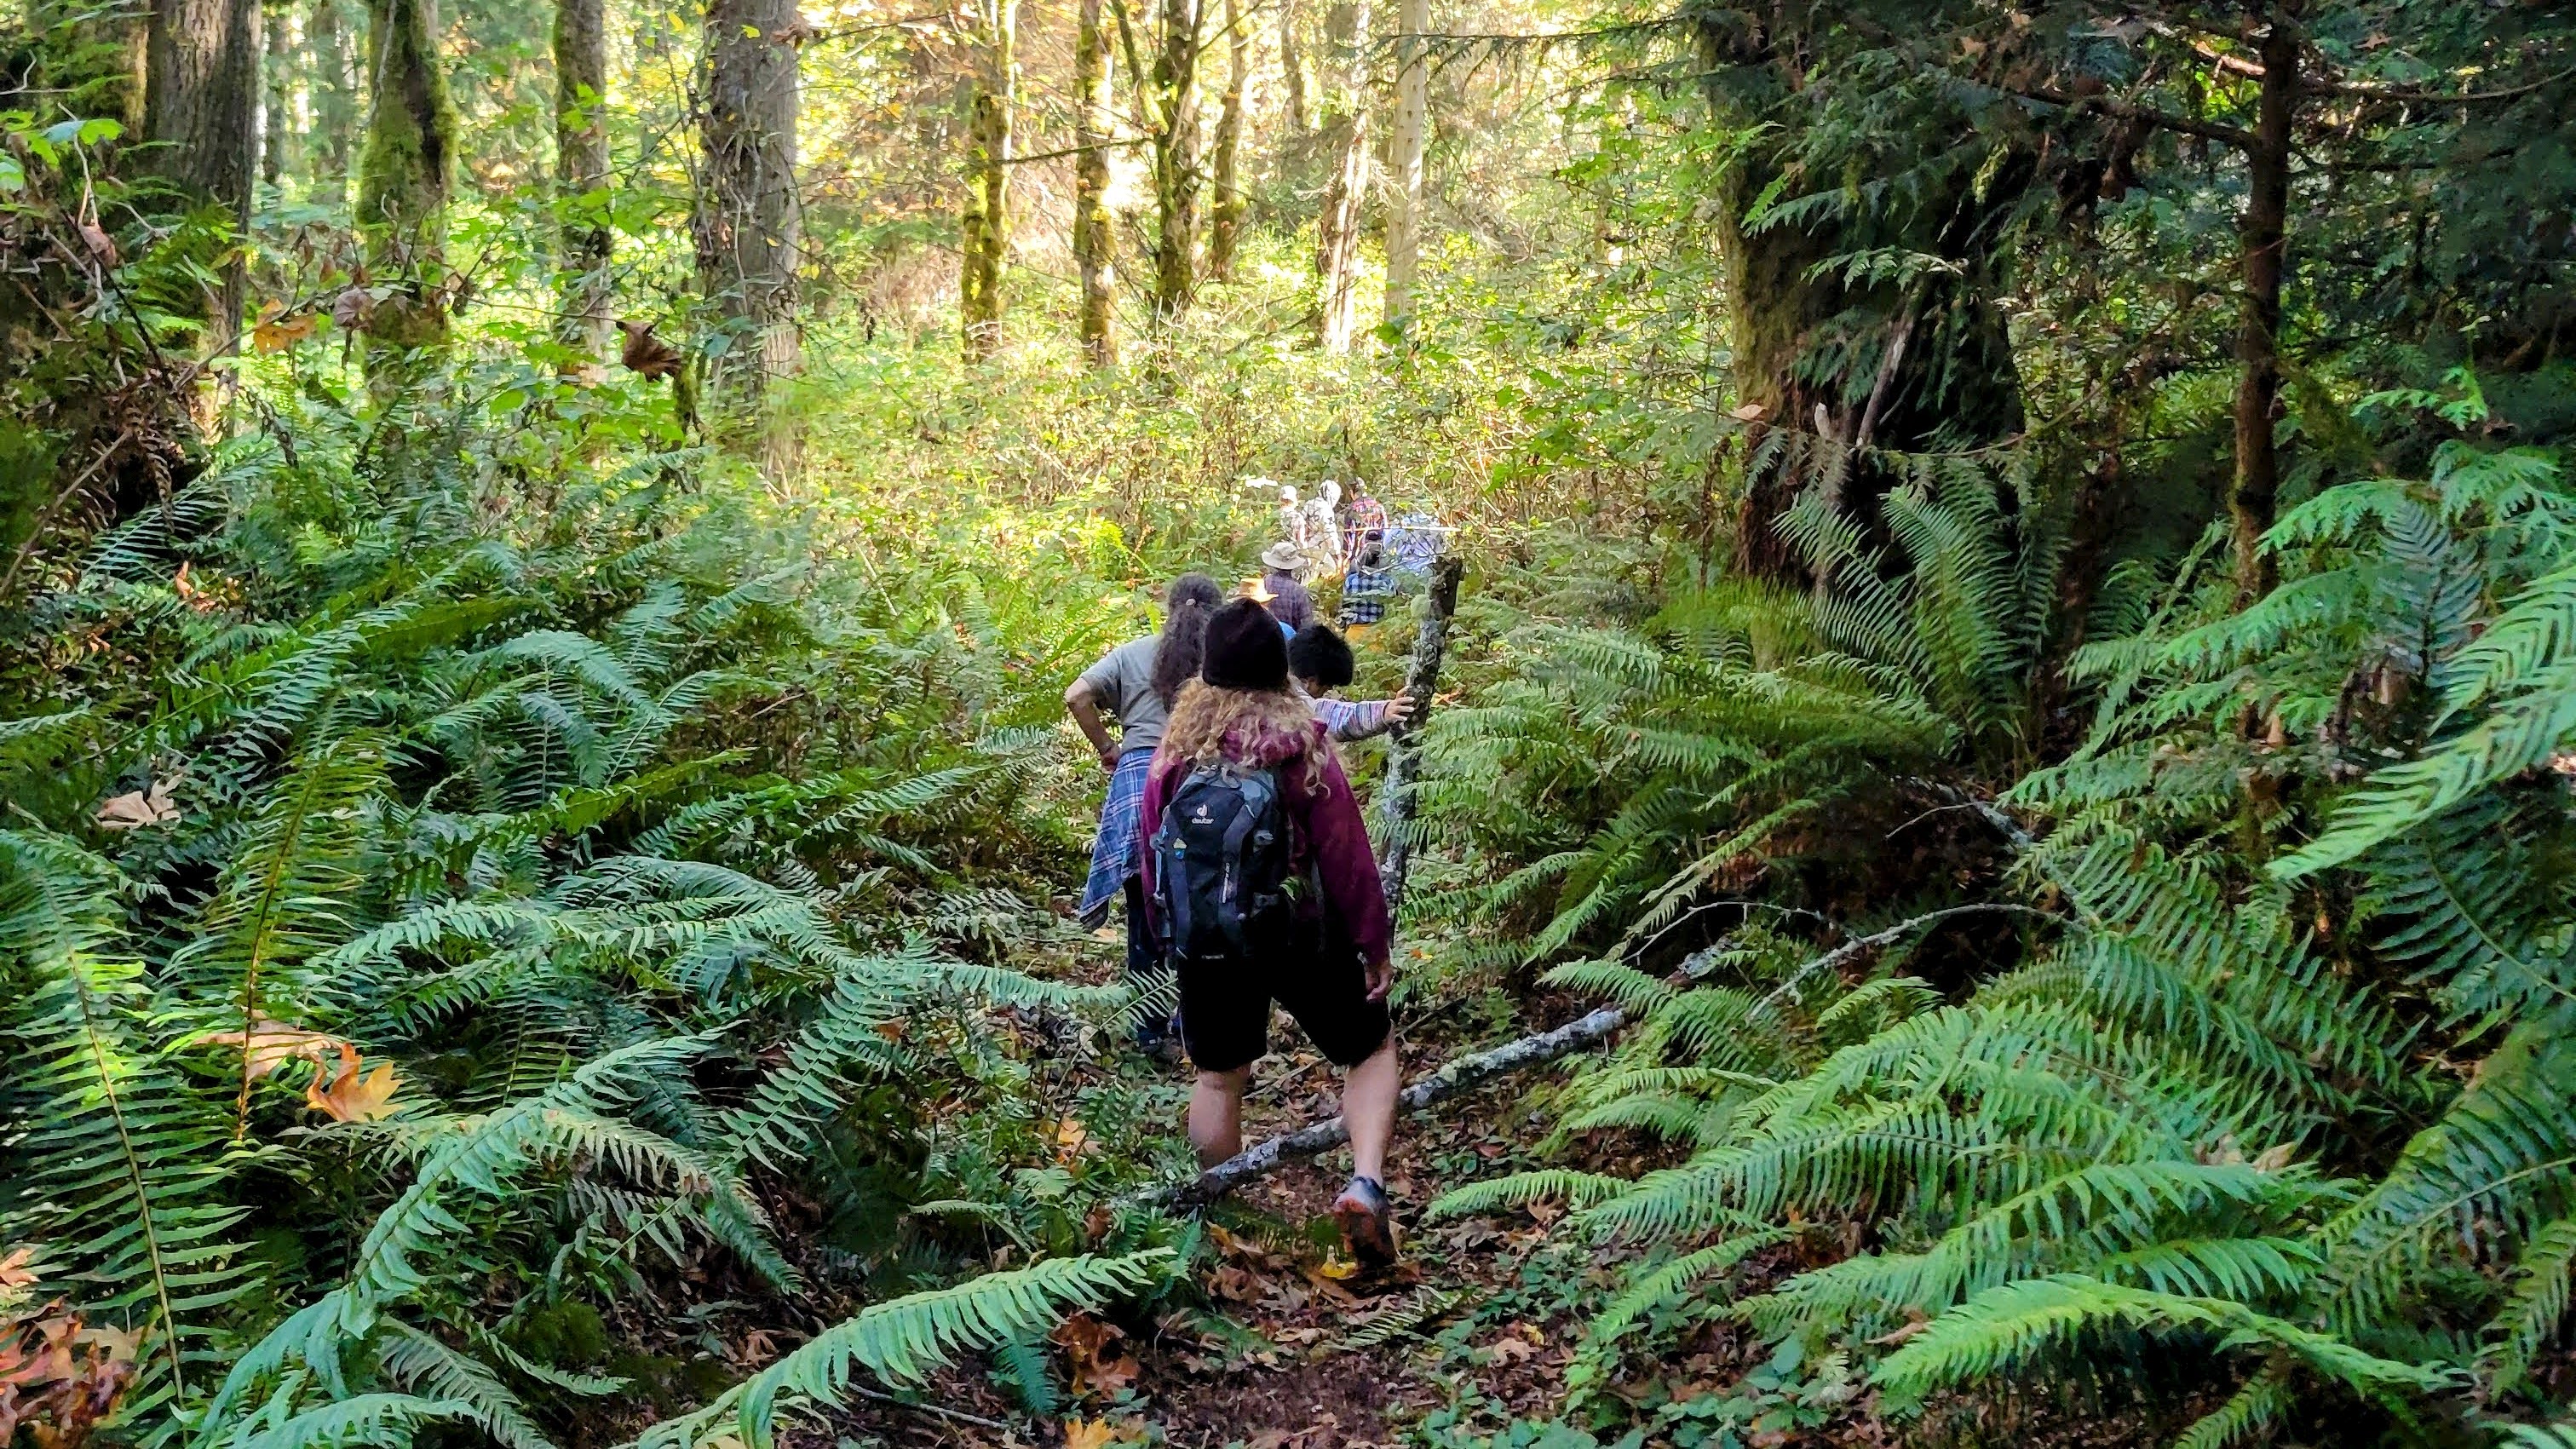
[
  {"xmin": 250, "ymin": 304, "xmax": 319, "ymax": 354},
  {"xmin": 618, "ymin": 319, "xmax": 685, "ymax": 381},
  {"xmin": 94, "ymin": 781, "xmax": 179, "ymax": 831},
  {"xmin": 307, "ymin": 1056, "xmax": 401, "ymax": 1123},
  {"xmin": 1050, "ymin": 1313, "xmax": 1139, "ymax": 1399}
]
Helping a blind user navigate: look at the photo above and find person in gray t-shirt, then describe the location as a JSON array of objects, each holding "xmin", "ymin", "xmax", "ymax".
[{"xmin": 1067, "ymin": 574, "xmax": 1224, "ymax": 1060}]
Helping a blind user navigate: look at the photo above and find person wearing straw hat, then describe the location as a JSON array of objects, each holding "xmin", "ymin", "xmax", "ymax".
[{"xmin": 1257, "ymin": 542, "xmax": 1314, "ymax": 633}]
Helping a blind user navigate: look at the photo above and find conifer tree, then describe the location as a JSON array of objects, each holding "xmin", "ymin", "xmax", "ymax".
[
  {"xmin": 1380, "ymin": 0, "xmax": 1429, "ymax": 331},
  {"xmin": 1310, "ymin": 0, "xmax": 1370, "ymax": 352},
  {"xmin": 355, "ymin": 0, "xmax": 456, "ymax": 393},
  {"xmin": 554, "ymin": 0, "xmax": 612, "ymax": 365},
  {"xmin": 1204, "ymin": 0, "xmax": 1249, "ymax": 282},
  {"xmin": 1072, "ymin": 0, "xmax": 1118, "ymax": 366},
  {"xmin": 957, "ymin": 0, "xmax": 1015, "ymax": 359},
  {"xmin": 696, "ymin": 0, "xmax": 802, "ymax": 470}
]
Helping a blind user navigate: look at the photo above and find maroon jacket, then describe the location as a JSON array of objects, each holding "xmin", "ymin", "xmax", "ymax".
[{"xmin": 1138, "ymin": 719, "xmax": 1392, "ymax": 966}]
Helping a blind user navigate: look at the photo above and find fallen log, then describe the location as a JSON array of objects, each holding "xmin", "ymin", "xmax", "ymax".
[{"xmin": 1141, "ymin": 1005, "xmax": 1626, "ymax": 1209}]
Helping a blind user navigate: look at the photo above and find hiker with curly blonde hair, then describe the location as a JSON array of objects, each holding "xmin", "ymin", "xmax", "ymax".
[{"xmin": 1139, "ymin": 599, "xmax": 1401, "ymax": 1263}]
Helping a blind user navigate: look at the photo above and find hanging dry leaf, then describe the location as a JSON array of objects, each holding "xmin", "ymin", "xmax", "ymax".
[
  {"xmin": 618, "ymin": 319, "xmax": 684, "ymax": 381},
  {"xmin": 94, "ymin": 782, "xmax": 179, "ymax": 831},
  {"xmin": 1729, "ymin": 401, "xmax": 1768, "ymax": 423},
  {"xmin": 250, "ymin": 305, "xmax": 319, "ymax": 354},
  {"xmin": 330, "ymin": 287, "xmax": 374, "ymax": 330},
  {"xmin": 307, "ymin": 1056, "xmax": 401, "ymax": 1123},
  {"xmin": 202, "ymin": 1020, "xmax": 346, "ymax": 1082}
]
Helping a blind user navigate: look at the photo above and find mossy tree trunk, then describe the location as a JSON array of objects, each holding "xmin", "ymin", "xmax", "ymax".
[
  {"xmin": 1694, "ymin": 13, "xmax": 2022, "ymax": 594},
  {"xmin": 1310, "ymin": 0, "xmax": 1369, "ymax": 353},
  {"xmin": 1379, "ymin": 0, "xmax": 1429, "ymax": 331},
  {"xmin": 355, "ymin": 0, "xmax": 456, "ymax": 395},
  {"xmin": 144, "ymin": 0, "xmax": 262, "ymax": 345},
  {"xmin": 553, "ymin": 0, "xmax": 612, "ymax": 367},
  {"xmin": 1275, "ymin": 0, "xmax": 1307, "ymax": 135},
  {"xmin": 1203, "ymin": 0, "xmax": 1247, "ymax": 282},
  {"xmin": 309, "ymin": 0, "xmax": 355, "ymax": 193},
  {"xmin": 1143, "ymin": 0, "xmax": 1202, "ymax": 325},
  {"xmin": 695, "ymin": 0, "xmax": 802, "ymax": 473},
  {"xmin": 1073, "ymin": 0, "xmax": 1118, "ymax": 367},
  {"xmin": 260, "ymin": 0, "xmax": 287, "ymax": 189},
  {"xmin": 957, "ymin": 0, "xmax": 1015, "ymax": 359}
]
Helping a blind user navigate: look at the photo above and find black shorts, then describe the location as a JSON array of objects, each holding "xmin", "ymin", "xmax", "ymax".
[{"xmin": 1177, "ymin": 923, "xmax": 1391, "ymax": 1073}]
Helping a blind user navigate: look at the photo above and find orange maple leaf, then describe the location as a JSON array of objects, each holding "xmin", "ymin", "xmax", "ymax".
[{"xmin": 308, "ymin": 1055, "xmax": 401, "ymax": 1123}]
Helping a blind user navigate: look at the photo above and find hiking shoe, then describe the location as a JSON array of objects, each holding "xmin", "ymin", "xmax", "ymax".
[
  {"xmin": 1133, "ymin": 1011, "xmax": 1185, "ymax": 1066},
  {"xmin": 1333, "ymin": 1176, "xmax": 1398, "ymax": 1267}
]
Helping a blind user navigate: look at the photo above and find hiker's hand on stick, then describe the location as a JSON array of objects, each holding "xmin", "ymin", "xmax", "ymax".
[
  {"xmin": 1364, "ymin": 955, "xmax": 1394, "ymax": 1003},
  {"xmin": 1383, "ymin": 693, "xmax": 1417, "ymax": 727}
]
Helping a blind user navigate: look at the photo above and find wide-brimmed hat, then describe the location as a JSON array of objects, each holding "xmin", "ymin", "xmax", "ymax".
[{"xmin": 1259, "ymin": 542, "xmax": 1306, "ymax": 572}]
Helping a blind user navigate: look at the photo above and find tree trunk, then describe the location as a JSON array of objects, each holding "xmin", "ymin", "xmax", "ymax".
[
  {"xmin": 310, "ymin": 0, "xmax": 354, "ymax": 193},
  {"xmin": 1073, "ymin": 0, "xmax": 1118, "ymax": 367},
  {"xmin": 1203, "ymin": 0, "xmax": 1248, "ymax": 281},
  {"xmin": 2230, "ymin": 9, "xmax": 2300, "ymax": 606},
  {"xmin": 957, "ymin": 0, "xmax": 1015, "ymax": 359},
  {"xmin": 1380, "ymin": 0, "xmax": 1428, "ymax": 331},
  {"xmin": 355, "ymin": 0, "xmax": 456, "ymax": 394},
  {"xmin": 1276, "ymin": 0, "xmax": 1308, "ymax": 134},
  {"xmin": 260, "ymin": 0, "xmax": 287, "ymax": 188},
  {"xmin": 696, "ymin": 0, "xmax": 802, "ymax": 474},
  {"xmin": 1310, "ymin": 0, "xmax": 1369, "ymax": 353},
  {"xmin": 144, "ymin": 0, "xmax": 262, "ymax": 344},
  {"xmin": 1147, "ymin": 0, "xmax": 1202, "ymax": 324},
  {"xmin": 554, "ymin": 0, "xmax": 612, "ymax": 368}
]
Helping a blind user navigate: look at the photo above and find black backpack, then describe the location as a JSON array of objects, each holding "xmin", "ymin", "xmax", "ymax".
[{"xmin": 1151, "ymin": 761, "xmax": 1296, "ymax": 961}]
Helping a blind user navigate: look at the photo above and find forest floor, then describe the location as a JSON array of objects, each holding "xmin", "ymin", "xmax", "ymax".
[{"xmin": 774, "ymin": 920, "xmax": 1670, "ymax": 1449}]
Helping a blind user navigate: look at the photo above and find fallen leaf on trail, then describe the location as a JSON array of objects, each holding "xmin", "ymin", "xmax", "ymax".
[
  {"xmin": 1090, "ymin": 926, "xmax": 1121, "ymax": 942},
  {"xmin": 735, "ymin": 1328, "xmax": 780, "ymax": 1366},
  {"xmin": 1487, "ymin": 1336, "xmax": 1536, "ymax": 1364},
  {"xmin": 1061, "ymin": 1419, "xmax": 1142, "ymax": 1449},
  {"xmin": 95, "ymin": 781, "xmax": 179, "ymax": 830},
  {"xmin": 1054, "ymin": 1116, "xmax": 1092, "ymax": 1162},
  {"xmin": 1525, "ymin": 1200, "xmax": 1562, "ymax": 1227},
  {"xmin": 1050, "ymin": 1313, "xmax": 1139, "ymax": 1398},
  {"xmin": 872, "ymin": 1016, "xmax": 908, "ymax": 1043},
  {"xmin": 1867, "ymin": 1317, "xmax": 1929, "ymax": 1346},
  {"xmin": 1314, "ymin": 1255, "xmax": 1359, "ymax": 1281},
  {"xmin": 1208, "ymin": 1265, "xmax": 1265, "ymax": 1303}
]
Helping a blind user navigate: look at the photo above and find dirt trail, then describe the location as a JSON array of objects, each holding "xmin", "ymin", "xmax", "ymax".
[{"xmin": 802, "ymin": 992, "xmax": 1621, "ymax": 1449}]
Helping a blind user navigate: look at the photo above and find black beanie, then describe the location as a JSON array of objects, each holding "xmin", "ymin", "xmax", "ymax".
[{"xmin": 1201, "ymin": 597, "xmax": 1290, "ymax": 690}]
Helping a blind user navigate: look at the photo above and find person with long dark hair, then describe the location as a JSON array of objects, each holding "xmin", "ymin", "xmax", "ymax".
[{"xmin": 1067, "ymin": 574, "xmax": 1224, "ymax": 1057}]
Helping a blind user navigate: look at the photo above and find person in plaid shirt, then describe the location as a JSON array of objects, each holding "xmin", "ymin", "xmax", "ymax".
[{"xmin": 1289, "ymin": 624, "xmax": 1415, "ymax": 740}]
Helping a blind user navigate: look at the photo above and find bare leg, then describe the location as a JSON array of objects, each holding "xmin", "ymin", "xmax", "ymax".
[
  {"xmin": 1340, "ymin": 1038, "xmax": 1400, "ymax": 1182},
  {"xmin": 1190, "ymin": 1067, "xmax": 1252, "ymax": 1169}
]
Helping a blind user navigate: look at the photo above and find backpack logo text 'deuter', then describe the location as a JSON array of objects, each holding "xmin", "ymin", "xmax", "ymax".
[{"xmin": 1153, "ymin": 762, "xmax": 1295, "ymax": 960}]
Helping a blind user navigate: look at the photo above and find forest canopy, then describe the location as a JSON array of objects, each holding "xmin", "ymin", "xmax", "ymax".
[{"xmin": 3, "ymin": 0, "xmax": 2575, "ymax": 1446}]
